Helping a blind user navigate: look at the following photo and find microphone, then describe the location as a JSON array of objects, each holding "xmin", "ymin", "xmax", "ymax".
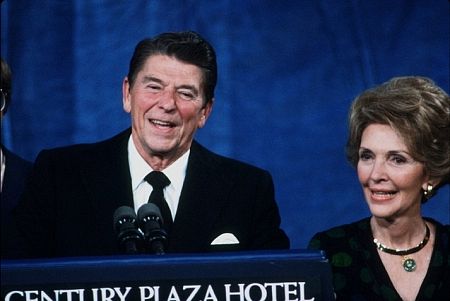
[
  {"xmin": 113, "ymin": 206, "xmax": 143, "ymax": 254},
  {"xmin": 137, "ymin": 203, "xmax": 168, "ymax": 255}
]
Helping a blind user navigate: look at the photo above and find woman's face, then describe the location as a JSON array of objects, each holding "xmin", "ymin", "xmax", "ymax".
[{"xmin": 357, "ymin": 124, "xmax": 430, "ymax": 219}]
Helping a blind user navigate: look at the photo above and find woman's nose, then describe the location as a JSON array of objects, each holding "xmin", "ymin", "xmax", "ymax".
[{"xmin": 369, "ymin": 159, "xmax": 388, "ymax": 182}]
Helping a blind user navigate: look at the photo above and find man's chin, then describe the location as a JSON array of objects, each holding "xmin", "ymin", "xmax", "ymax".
[
  {"xmin": 147, "ymin": 143, "xmax": 185, "ymax": 158},
  {"xmin": 148, "ymin": 146, "xmax": 173, "ymax": 157}
]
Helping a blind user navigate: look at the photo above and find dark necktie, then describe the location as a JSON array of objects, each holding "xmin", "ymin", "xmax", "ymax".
[{"xmin": 144, "ymin": 171, "xmax": 173, "ymax": 232}]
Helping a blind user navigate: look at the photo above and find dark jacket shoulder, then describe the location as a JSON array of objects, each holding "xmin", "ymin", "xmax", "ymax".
[
  {"xmin": 308, "ymin": 217, "xmax": 371, "ymax": 251},
  {"xmin": 35, "ymin": 129, "xmax": 130, "ymax": 161},
  {"xmin": 190, "ymin": 140, "xmax": 272, "ymax": 178}
]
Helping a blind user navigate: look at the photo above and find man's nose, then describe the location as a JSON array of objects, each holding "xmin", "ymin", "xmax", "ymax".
[{"xmin": 158, "ymin": 90, "xmax": 176, "ymax": 110}]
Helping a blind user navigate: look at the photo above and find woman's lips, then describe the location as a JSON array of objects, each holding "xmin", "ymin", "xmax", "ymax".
[{"xmin": 369, "ymin": 189, "xmax": 397, "ymax": 201}]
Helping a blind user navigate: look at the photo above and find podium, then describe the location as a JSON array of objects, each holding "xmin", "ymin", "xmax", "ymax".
[{"xmin": 1, "ymin": 249, "xmax": 335, "ymax": 301}]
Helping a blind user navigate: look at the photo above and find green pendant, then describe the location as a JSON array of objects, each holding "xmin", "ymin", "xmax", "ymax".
[{"xmin": 402, "ymin": 257, "xmax": 416, "ymax": 272}]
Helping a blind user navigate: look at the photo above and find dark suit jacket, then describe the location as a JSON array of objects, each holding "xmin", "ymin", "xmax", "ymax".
[
  {"xmin": 14, "ymin": 129, "xmax": 289, "ymax": 258},
  {"xmin": 1, "ymin": 146, "xmax": 32, "ymax": 259}
]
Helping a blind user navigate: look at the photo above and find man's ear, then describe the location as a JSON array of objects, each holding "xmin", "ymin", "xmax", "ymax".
[
  {"xmin": 198, "ymin": 98, "xmax": 214, "ymax": 128},
  {"xmin": 122, "ymin": 77, "xmax": 131, "ymax": 113}
]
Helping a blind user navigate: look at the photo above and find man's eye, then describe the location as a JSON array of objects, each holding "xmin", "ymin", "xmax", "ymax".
[
  {"xmin": 147, "ymin": 85, "xmax": 161, "ymax": 91},
  {"xmin": 178, "ymin": 91, "xmax": 195, "ymax": 100}
]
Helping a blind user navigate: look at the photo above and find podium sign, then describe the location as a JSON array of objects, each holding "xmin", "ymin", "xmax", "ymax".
[{"xmin": 1, "ymin": 249, "xmax": 335, "ymax": 301}]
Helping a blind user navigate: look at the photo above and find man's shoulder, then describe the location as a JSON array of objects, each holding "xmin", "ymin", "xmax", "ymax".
[
  {"xmin": 191, "ymin": 140, "xmax": 270, "ymax": 175},
  {"xmin": 2, "ymin": 146, "xmax": 32, "ymax": 169},
  {"xmin": 36, "ymin": 129, "xmax": 130, "ymax": 162}
]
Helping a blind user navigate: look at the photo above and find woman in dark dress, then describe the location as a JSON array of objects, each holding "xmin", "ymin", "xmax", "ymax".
[{"xmin": 309, "ymin": 76, "xmax": 449, "ymax": 301}]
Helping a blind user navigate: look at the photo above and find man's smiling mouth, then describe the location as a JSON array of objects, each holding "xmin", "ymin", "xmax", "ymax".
[{"xmin": 150, "ymin": 119, "xmax": 175, "ymax": 128}]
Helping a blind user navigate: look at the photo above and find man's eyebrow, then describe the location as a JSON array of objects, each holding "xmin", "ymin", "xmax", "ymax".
[
  {"xmin": 141, "ymin": 75, "xmax": 164, "ymax": 84},
  {"xmin": 140, "ymin": 76, "xmax": 200, "ymax": 95}
]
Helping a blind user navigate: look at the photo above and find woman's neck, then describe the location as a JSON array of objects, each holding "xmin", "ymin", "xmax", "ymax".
[{"xmin": 370, "ymin": 216, "xmax": 427, "ymax": 250}]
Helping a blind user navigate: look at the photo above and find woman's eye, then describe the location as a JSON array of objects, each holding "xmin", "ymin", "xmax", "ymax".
[
  {"xmin": 390, "ymin": 155, "xmax": 407, "ymax": 164},
  {"xmin": 359, "ymin": 151, "xmax": 372, "ymax": 161}
]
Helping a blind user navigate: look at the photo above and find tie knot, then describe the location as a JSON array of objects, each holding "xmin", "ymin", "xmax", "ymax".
[{"xmin": 144, "ymin": 171, "xmax": 171, "ymax": 190}]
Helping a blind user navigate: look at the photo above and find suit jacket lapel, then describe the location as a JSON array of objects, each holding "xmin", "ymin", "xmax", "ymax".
[
  {"xmin": 79, "ymin": 129, "xmax": 134, "ymax": 232},
  {"xmin": 169, "ymin": 141, "xmax": 233, "ymax": 251}
]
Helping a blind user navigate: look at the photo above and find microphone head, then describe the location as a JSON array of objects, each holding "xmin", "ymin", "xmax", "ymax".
[
  {"xmin": 113, "ymin": 206, "xmax": 137, "ymax": 232},
  {"xmin": 113, "ymin": 206, "xmax": 143, "ymax": 254},
  {"xmin": 137, "ymin": 203, "xmax": 163, "ymax": 227},
  {"xmin": 137, "ymin": 203, "xmax": 167, "ymax": 253}
]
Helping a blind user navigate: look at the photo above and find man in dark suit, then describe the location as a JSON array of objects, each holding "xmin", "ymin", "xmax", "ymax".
[
  {"xmin": 14, "ymin": 31, "xmax": 289, "ymax": 258},
  {"xmin": 1, "ymin": 58, "xmax": 33, "ymax": 259}
]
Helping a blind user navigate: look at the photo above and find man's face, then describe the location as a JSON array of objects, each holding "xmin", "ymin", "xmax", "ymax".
[{"xmin": 123, "ymin": 54, "xmax": 213, "ymax": 166}]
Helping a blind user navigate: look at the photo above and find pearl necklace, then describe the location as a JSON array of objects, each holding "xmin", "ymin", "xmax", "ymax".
[{"xmin": 373, "ymin": 224, "xmax": 430, "ymax": 272}]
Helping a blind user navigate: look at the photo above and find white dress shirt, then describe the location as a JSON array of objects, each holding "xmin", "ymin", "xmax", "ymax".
[{"xmin": 127, "ymin": 136, "xmax": 188, "ymax": 220}]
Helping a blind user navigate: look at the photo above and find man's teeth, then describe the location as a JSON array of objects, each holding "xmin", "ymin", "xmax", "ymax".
[{"xmin": 151, "ymin": 120, "xmax": 171, "ymax": 126}]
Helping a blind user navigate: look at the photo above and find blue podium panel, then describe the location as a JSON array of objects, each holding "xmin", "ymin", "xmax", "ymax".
[{"xmin": 1, "ymin": 249, "xmax": 335, "ymax": 301}]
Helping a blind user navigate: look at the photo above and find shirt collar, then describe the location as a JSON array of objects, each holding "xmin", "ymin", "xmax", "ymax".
[{"xmin": 128, "ymin": 136, "xmax": 189, "ymax": 192}]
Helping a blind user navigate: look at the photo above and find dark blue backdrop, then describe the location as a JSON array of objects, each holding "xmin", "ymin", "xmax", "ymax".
[{"xmin": 1, "ymin": 0, "xmax": 449, "ymax": 249}]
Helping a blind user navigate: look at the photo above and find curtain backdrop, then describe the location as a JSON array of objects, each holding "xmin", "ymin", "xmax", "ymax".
[{"xmin": 1, "ymin": 0, "xmax": 448, "ymax": 249}]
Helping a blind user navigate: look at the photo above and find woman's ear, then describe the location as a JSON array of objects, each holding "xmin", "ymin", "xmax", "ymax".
[{"xmin": 421, "ymin": 177, "xmax": 442, "ymax": 191}]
